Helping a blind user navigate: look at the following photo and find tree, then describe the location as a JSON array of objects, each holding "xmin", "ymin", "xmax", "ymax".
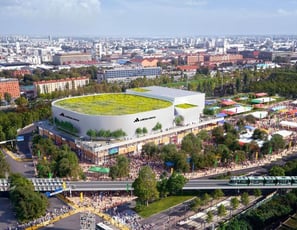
[
  {"xmin": 269, "ymin": 165, "xmax": 285, "ymax": 176},
  {"xmin": 175, "ymin": 115, "xmax": 184, "ymax": 126},
  {"xmin": 253, "ymin": 189, "xmax": 262, "ymax": 197},
  {"xmin": 201, "ymin": 193, "xmax": 211, "ymax": 206},
  {"xmin": 181, "ymin": 133, "xmax": 202, "ymax": 153},
  {"xmin": 190, "ymin": 197, "xmax": 202, "ymax": 211},
  {"xmin": 241, "ymin": 192, "xmax": 249, "ymax": 206},
  {"xmin": 4, "ymin": 92, "xmax": 12, "ymax": 104},
  {"xmin": 141, "ymin": 142, "xmax": 159, "ymax": 159},
  {"xmin": 0, "ymin": 150, "xmax": 10, "ymax": 178},
  {"xmin": 157, "ymin": 176, "xmax": 168, "ymax": 198},
  {"xmin": 109, "ymin": 165, "xmax": 119, "ymax": 180},
  {"xmin": 174, "ymin": 151, "xmax": 190, "ymax": 173},
  {"xmin": 132, "ymin": 166, "xmax": 159, "ymax": 206},
  {"xmin": 135, "ymin": 127, "xmax": 142, "ymax": 136},
  {"xmin": 197, "ymin": 130, "xmax": 210, "ymax": 141},
  {"xmin": 116, "ymin": 155, "xmax": 130, "ymax": 178},
  {"xmin": 230, "ymin": 197, "xmax": 239, "ymax": 210},
  {"xmin": 152, "ymin": 122, "xmax": 162, "ymax": 131},
  {"xmin": 212, "ymin": 189, "xmax": 224, "ymax": 200},
  {"xmin": 206, "ymin": 211, "xmax": 214, "ymax": 223},
  {"xmin": 142, "ymin": 127, "xmax": 148, "ymax": 135},
  {"xmin": 9, "ymin": 173, "xmax": 48, "ymax": 223},
  {"xmin": 15, "ymin": 96, "xmax": 29, "ymax": 107},
  {"xmin": 108, "ymin": 155, "xmax": 130, "ymax": 179},
  {"xmin": 86, "ymin": 129, "xmax": 97, "ymax": 139},
  {"xmin": 212, "ymin": 126, "xmax": 225, "ymax": 143},
  {"xmin": 218, "ymin": 204, "xmax": 227, "ymax": 216},
  {"xmin": 270, "ymin": 134, "xmax": 286, "ymax": 152},
  {"xmin": 252, "ymin": 129, "xmax": 268, "ymax": 141},
  {"xmin": 166, "ymin": 172, "xmax": 188, "ymax": 195}
]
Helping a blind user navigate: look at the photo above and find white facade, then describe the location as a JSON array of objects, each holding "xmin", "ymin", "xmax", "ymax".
[
  {"xmin": 52, "ymin": 101, "xmax": 174, "ymax": 138},
  {"xmin": 127, "ymin": 86, "xmax": 205, "ymax": 124},
  {"xmin": 51, "ymin": 86, "xmax": 205, "ymax": 139},
  {"xmin": 34, "ymin": 77, "xmax": 89, "ymax": 95}
]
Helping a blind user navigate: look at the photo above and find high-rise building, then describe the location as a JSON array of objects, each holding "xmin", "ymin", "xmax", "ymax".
[{"xmin": 93, "ymin": 42, "xmax": 103, "ymax": 60}]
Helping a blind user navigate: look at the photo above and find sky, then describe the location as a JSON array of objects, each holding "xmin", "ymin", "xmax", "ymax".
[{"xmin": 1, "ymin": 0, "xmax": 297, "ymax": 37}]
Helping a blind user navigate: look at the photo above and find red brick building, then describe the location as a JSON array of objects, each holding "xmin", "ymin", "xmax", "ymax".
[
  {"xmin": 204, "ymin": 54, "xmax": 243, "ymax": 64},
  {"xmin": 186, "ymin": 54, "xmax": 205, "ymax": 66},
  {"xmin": 0, "ymin": 78, "xmax": 20, "ymax": 99},
  {"xmin": 11, "ymin": 69, "xmax": 31, "ymax": 78}
]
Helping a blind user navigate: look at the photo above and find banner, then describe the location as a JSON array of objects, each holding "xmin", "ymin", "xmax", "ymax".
[{"xmin": 269, "ymin": 146, "xmax": 273, "ymax": 154}]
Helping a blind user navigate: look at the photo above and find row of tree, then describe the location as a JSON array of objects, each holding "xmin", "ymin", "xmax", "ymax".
[
  {"xmin": 0, "ymin": 100, "xmax": 51, "ymax": 142},
  {"xmin": 86, "ymin": 128, "xmax": 127, "ymax": 139},
  {"xmin": 140, "ymin": 119, "xmax": 287, "ymax": 174},
  {"xmin": 219, "ymin": 189, "xmax": 297, "ymax": 229}
]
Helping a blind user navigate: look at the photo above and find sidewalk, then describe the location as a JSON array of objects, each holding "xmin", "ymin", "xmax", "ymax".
[
  {"xmin": 184, "ymin": 146, "xmax": 297, "ymax": 180},
  {"xmin": 2, "ymin": 148, "xmax": 32, "ymax": 162}
]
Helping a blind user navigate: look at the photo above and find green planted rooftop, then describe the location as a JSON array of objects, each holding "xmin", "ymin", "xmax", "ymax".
[
  {"xmin": 54, "ymin": 94, "xmax": 172, "ymax": 115},
  {"xmin": 175, "ymin": 103, "xmax": 197, "ymax": 109},
  {"xmin": 131, "ymin": 88, "xmax": 150, "ymax": 92}
]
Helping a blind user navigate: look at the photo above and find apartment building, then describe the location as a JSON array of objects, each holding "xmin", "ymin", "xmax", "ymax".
[
  {"xmin": 97, "ymin": 67, "xmax": 162, "ymax": 82},
  {"xmin": 52, "ymin": 53, "xmax": 92, "ymax": 65},
  {"xmin": 0, "ymin": 78, "xmax": 20, "ymax": 99},
  {"xmin": 204, "ymin": 54, "xmax": 243, "ymax": 64},
  {"xmin": 34, "ymin": 76, "xmax": 89, "ymax": 95},
  {"xmin": 186, "ymin": 54, "xmax": 205, "ymax": 66}
]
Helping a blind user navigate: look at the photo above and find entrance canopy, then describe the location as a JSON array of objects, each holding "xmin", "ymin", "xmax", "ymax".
[{"xmin": 88, "ymin": 166, "xmax": 110, "ymax": 174}]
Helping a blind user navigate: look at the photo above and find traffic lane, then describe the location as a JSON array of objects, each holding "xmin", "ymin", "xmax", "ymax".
[
  {"xmin": 0, "ymin": 197, "xmax": 18, "ymax": 230},
  {"xmin": 141, "ymin": 199, "xmax": 194, "ymax": 228},
  {"xmin": 17, "ymin": 126, "xmax": 35, "ymax": 158},
  {"xmin": 3, "ymin": 149, "xmax": 35, "ymax": 177}
]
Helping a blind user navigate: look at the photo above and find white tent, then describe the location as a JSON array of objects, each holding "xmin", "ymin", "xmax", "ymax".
[
  {"xmin": 279, "ymin": 121, "xmax": 297, "ymax": 128},
  {"xmin": 249, "ymin": 111, "xmax": 268, "ymax": 119},
  {"xmin": 273, "ymin": 130, "xmax": 293, "ymax": 138}
]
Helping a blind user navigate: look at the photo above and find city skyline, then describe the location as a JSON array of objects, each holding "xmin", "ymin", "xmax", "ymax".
[{"xmin": 0, "ymin": 0, "xmax": 297, "ymax": 37}]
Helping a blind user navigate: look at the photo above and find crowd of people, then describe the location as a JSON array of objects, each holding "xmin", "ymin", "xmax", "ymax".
[
  {"xmin": 67, "ymin": 191, "xmax": 135, "ymax": 213},
  {"xmin": 107, "ymin": 208, "xmax": 153, "ymax": 230},
  {"xmin": 13, "ymin": 205, "xmax": 72, "ymax": 230}
]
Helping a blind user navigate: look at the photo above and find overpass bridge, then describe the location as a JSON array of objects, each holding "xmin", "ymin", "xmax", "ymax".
[{"xmin": 1, "ymin": 178, "xmax": 297, "ymax": 192}]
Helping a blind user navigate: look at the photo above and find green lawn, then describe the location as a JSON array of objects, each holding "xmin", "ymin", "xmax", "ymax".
[
  {"xmin": 137, "ymin": 196, "xmax": 195, "ymax": 218},
  {"xmin": 54, "ymin": 93, "xmax": 172, "ymax": 115}
]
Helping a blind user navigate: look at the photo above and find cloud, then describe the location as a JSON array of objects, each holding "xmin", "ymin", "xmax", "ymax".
[
  {"xmin": 277, "ymin": 8, "xmax": 297, "ymax": 16},
  {"xmin": 0, "ymin": 0, "xmax": 102, "ymax": 35},
  {"xmin": 0, "ymin": 0, "xmax": 101, "ymax": 19},
  {"xmin": 184, "ymin": 0, "xmax": 208, "ymax": 7}
]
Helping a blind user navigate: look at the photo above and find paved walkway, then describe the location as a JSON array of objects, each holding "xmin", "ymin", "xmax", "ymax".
[
  {"xmin": 24, "ymin": 194, "xmax": 130, "ymax": 230},
  {"xmin": 184, "ymin": 146, "xmax": 297, "ymax": 180}
]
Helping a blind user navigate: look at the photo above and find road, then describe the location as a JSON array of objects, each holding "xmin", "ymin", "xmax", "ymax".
[
  {"xmin": 2, "ymin": 148, "xmax": 35, "ymax": 178},
  {"xmin": 17, "ymin": 123, "xmax": 36, "ymax": 158}
]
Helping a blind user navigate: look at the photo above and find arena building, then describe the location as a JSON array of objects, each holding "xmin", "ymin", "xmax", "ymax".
[{"xmin": 51, "ymin": 86, "xmax": 205, "ymax": 139}]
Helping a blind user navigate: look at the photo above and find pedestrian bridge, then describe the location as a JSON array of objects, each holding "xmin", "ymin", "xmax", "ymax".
[
  {"xmin": 2, "ymin": 178, "xmax": 297, "ymax": 192},
  {"xmin": 0, "ymin": 178, "xmax": 65, "ymax": 192}
]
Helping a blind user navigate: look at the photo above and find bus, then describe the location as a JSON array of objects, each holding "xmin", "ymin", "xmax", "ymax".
[{"xmin": 95, "ymin": 222, "xmax": 114, "ymax": 230}]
